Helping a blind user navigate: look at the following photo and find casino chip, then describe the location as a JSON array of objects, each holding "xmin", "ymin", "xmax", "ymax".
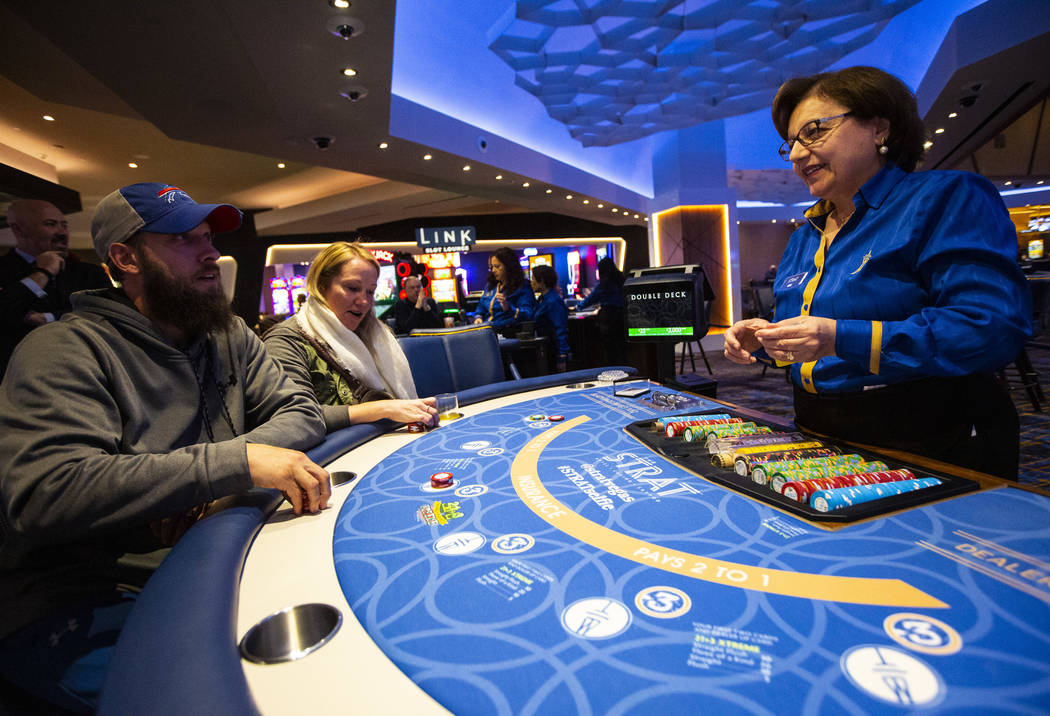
[
  {"xmin": 527, "ymin": 414, "xmax": 546, "ymax": 421},
  {"xmin": 547, "ymin": 415, "xmax": 565, "ymax": 422},
  {"xmin": 430, "ymin": 472, "xmax": 454, "ymax": 489},
  {"xmin": 407, "ymin": 421, "xmax": 427, "ymax": 433}
]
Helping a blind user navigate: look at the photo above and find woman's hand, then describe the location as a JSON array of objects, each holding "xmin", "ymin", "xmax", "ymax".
[
  {"xmin": 382, "ymin": 397, "xmax": 438, "ymax": 424},
  {"xmin": 496, "ymin": 290, "xmax": 508, "ymax": 310},
  {"xmin": 754, "ymin": 315, "xmax": 837, "ymax": 363},
  {"xmin": 723, "ymin": 318, "xmax": 770, "ymax": 364}
]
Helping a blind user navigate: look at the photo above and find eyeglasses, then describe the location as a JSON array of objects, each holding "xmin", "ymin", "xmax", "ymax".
[{"xmin": 778, "ymin": 111, "xmax": 853, "ymax": 160}]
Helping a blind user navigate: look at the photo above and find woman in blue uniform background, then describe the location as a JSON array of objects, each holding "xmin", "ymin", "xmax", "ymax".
[
  {"xmin": 474, "ymin": 247, "xmax": 535, "ymax": 337},
  {"xmin": 578, "ymin": 256, "xmax": 627, "ymax": 365},
  {"xmin": 530, "ymin": 264, "xmax": 570, "ymax": 372},
  {"xmin": 723, "ymin": 66, "xmax": 1031, "ymax": 480}
]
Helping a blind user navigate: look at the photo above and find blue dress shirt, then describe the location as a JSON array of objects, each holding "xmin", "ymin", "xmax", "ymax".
[
  {"xmin": 768, "ymin": 164, "xmax": 1031, "ymax": 394},
  {"xmin": 476, "ymin": 283, "xmax": 535, "ymax": 329}
]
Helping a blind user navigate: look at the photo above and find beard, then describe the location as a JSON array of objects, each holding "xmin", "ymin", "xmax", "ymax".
[{"xmin": 138, "ymin": 252, "xmax": 233, "ymax": 339}]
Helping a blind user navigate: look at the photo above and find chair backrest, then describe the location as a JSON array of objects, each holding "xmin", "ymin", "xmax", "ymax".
[
  {"xmin": 400, "ymin": 325, "xmax": 506, "ymax": 394},
  {"xmin": 750, "ymin": 280, "xmax": 775, "ymax": 321}
]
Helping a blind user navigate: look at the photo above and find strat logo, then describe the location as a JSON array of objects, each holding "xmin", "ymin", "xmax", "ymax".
[{"xmin": 602, "ymin": 452, "xmax": 700, "ymax": 497}]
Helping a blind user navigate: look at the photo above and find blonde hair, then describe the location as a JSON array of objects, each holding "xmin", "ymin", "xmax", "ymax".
[{"xmin": 307, "ymin": 241, "xmax": 382, "ymax": 337}]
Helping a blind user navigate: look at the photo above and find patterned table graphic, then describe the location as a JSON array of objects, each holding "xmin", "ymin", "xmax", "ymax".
[{"xmin": 332, "ymin": 385, "xmax": 1050, "ymax": 715}]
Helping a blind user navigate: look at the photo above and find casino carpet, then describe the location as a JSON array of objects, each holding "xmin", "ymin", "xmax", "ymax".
[{"xmin": 676, "ymin": 343, "xmax": 1050, "ymax": 489}]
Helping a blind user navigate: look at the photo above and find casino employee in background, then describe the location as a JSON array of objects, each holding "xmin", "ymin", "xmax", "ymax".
[
  {"xmin": 723, "ymin": 66, "xmax": 1031, "ymax": 480},
  {"xmin": 473, "ymin": 246, "xmax": 535, "ymax": 336},
  {"xmin": 394, "ymin": 273, "xmax": 442, "ymax": 334},
  {"xmin": 0, "ymin": 199, "xmax": 111, "ymax": 378},
  {"xmin": 0, "ymin": 183, "xmax": 329, "ymax": 712},
  {"xmin": 264, "ymin": 241, "xmax": 437, "ymax": 432},
  {"xmin": 530, "ymin": 264, "xmax": 571, "ymax": 371}
]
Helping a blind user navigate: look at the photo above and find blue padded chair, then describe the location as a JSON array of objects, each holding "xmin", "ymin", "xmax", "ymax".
[
  {"xmin": 402, "ymin": 325, "xmax": 509, "ymax": 393},
  {"xmin": 397, "ymin": 333, "xmax": 457, "ymax": 397}
]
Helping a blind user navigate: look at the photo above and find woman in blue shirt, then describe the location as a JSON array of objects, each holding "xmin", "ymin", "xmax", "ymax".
[
  {"xmin": 474, "ymin": 247, "xmax": 534, "ymax": 337},
  {"xmin": 530, "ymin": 264, "xmax": 570, "ymax": 371},
  {"xmin": 723, "ymin": 66, "xmax": 1031, "ymax": 480}
]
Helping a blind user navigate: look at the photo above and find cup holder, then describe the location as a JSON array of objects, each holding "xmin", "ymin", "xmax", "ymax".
[
  {"xmin": 331, "ymin": 471, "xmax": 358, "ymax": 486},
  {"xmin": 239, "ymin": 603, "xmax": 342, "ymax": 664}
]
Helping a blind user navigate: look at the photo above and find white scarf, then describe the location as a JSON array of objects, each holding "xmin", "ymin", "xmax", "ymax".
[{"xmin": 295, "ymin": 295, "xmax": 417, "ymax": 399}]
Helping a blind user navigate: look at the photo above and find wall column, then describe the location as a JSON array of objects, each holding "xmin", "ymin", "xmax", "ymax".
[{"xmin": 647, "ymin": 122, "xmax": 741, "ymax": 331}]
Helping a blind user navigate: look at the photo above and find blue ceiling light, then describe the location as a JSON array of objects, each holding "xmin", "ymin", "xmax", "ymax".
[{"xmin": 489, "ymin": 0, "xmax": 923, "ymax": 147}]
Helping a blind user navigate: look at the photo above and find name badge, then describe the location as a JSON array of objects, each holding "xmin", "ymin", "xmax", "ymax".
[{"xmin": 781, "ymin": 272, "xmax": 808, "ymax": 289}]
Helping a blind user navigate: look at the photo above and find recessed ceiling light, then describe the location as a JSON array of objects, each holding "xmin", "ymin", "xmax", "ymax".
[
  {"xmin": 329, "ymin": 0, "xmax": 350, "ymax": 8},
  {"xmin": 1004, "ymin": 180, "xmax": 1012, "ymax": 186},
  {"xmin": 342, "ymin": 68, "xmax": 357, "ymax": 77},
  {"xmin": 611, "ymin": 208, "xmax": 617, "ymax": 212},
  {"xmin": 597, "ymin": 203, "xmax": 604, "ymax": 208},
  {"xmin": 42, "ymin": 115, "xmax": 55, "ymax": 121},
  {"xmin": 423, "ymin": 154, "xmax": 432, "ymax": 160},
  {"xmin": 1038, "ymin": 180, "xmax": 1045, "ymax": 185},
  {"xmin": 934, "ymin": 128, "xmax": 945, "ymax": 134},
  {"xmin": 378, "ymin": 142, "xmax": 388, "ymax": 150},
  {"xmin": 565, "ymin": 194, "xmax": 573, "ymax": 200},
  {"xmin": 545, "ymin": 188, "xmax": 552, "ymax": 194},
  {"xmin": 633, "ymin": 214, "xmax": 639, "ymax": 218},
  {"xmin": 462, "ymin": 165, "xmax": 471, "ymax": 171},
  {"xmin": 582, "ymin": 199, "xmax": 589, "ymax": 204},
  {"xmin": 277, "ymin": 162, "xmax": 286, "ymax": 168},
  {"xmin": 495, "ymin": 174, "xmax": 503, "ymax": 180},
  {"xmin": 128, "ymin": 162, "xmax": 138, "ymax": 168},
  {"xmin": 948, "ymin": 112, "xmax": 958, "ymax": 118},
  {"xmin": 643, "ymin": 217, "xmax": 648, "ymax": 222},
  {"xmin": 522, "ymin": 182, "xmax": 530, "ymax": 188},
  {"xmin": 622, "ymin": 211, "xmax": 628, "ymax": 215},
  {"xmin": 771, "ymin": 219, "xmax": 777, "ymax": 223},
  {"xmin": 923, "ymin": 141, "xmax": 934, "ymax": 150}
]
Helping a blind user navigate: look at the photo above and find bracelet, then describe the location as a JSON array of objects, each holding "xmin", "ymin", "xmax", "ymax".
[{"xmin": 32, "ymin": 265, "xmax": 56, "ymax": 280}]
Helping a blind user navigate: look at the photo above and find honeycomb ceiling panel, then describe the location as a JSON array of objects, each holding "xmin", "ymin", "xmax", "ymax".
[{"xmin": 490, "ymin": 0, "xmax": 922, "ymax": 146}]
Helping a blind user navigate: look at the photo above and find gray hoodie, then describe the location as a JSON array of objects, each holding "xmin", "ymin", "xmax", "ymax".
[{"xmin": 0, "ymin": 288, "xmax": 325, "ymax": 636}]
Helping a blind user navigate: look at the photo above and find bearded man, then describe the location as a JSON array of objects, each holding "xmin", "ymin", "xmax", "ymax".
[{"xmin": 0, "ymin": 183, "xmax": 328, "ymax": 712}]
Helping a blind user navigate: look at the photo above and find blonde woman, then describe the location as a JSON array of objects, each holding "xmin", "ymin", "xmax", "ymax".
[{"xmin": 265, "ymin": 242, "xmax": 436, "ymax": 432}]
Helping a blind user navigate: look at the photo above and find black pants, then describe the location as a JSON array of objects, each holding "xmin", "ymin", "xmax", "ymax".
[{"xmin": 792, "ymin": 374, "xmax": 1019, "ymax": 481}]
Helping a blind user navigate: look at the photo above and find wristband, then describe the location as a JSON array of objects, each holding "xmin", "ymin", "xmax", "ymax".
[{"xmin": 32, "ymin": 265, "xmax": 56, "ymax": 280}]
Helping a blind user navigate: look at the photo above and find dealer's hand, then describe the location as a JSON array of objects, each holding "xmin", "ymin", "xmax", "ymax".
[
  {"xmin": 246, "ymin": 443, "xmax": 331, "ymax": 515},
  {"xmin": 754, "ymin": 315, "xmax": 837, "ymax": 364},
  {"xmin": 723, "ymin": 318, "xmax": 771, "ymax": 364}
]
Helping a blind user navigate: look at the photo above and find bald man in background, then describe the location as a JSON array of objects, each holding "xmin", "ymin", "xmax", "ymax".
[{"xmin": 0, "ymin": 199, "xmax": 111, "ymax": 376}]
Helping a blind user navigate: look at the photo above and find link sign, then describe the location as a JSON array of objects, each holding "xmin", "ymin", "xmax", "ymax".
[{"xmin": 415, "ymin": 226, "xmax": 476, "ymax": 254}]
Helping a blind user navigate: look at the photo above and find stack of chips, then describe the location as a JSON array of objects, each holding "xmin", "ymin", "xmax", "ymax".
[
  {"xmin": 756, "ymin": 454, "xmax": 873, "ymax": 489},
  {"xmin": 734, "ymin": 445, "xmax": 838, "ymax": 476},
  {"xmin": 779, "ymin": 467, "xmax": 914, "ymax": 503},
  {"xmin": 664, "ymin": 417, "xmax": 742, "ymax": 438},
  {"xmin": 653, "ymin": 413, "xmax": 732, "ymax": 432},
  {"xmin": 811, "ymin": 477, "xmax": 942, "ymax": 512}
]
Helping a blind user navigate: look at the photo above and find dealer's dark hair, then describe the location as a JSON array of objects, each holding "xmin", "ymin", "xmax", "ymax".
[
  {"xmin": 772, "ymin": 66, "xmax": 926, "ymax": 172},
  {"xmin": 530, "ymin": 263, "xmax": 558, "ymax": 291},
  {"xmin": 489, "ymin": 247, "xmax": 526, "ymax": 294}
]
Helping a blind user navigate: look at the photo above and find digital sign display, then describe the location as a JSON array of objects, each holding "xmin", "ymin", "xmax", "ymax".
[{"xmin": 623, "ymin": 266, "xmax": 709, "ymax": 344}]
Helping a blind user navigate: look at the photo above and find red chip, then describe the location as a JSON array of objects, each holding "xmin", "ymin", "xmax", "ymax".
[
  {"xmin": 430, "ymin": 472, "xmax": 454, "ymax": 488},
  {"xmin": 407, "ymin": 422, "xmax": 427, "ymax": 433},
  {"xmin": 547, "ymin": 415, "xmax": 565, "ymax": 422}
]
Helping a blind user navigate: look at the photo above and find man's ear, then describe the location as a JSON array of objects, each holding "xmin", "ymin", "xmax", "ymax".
[{"xmin": 108, "ymin": 242, "xmax": 141, "ymax": 275}]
